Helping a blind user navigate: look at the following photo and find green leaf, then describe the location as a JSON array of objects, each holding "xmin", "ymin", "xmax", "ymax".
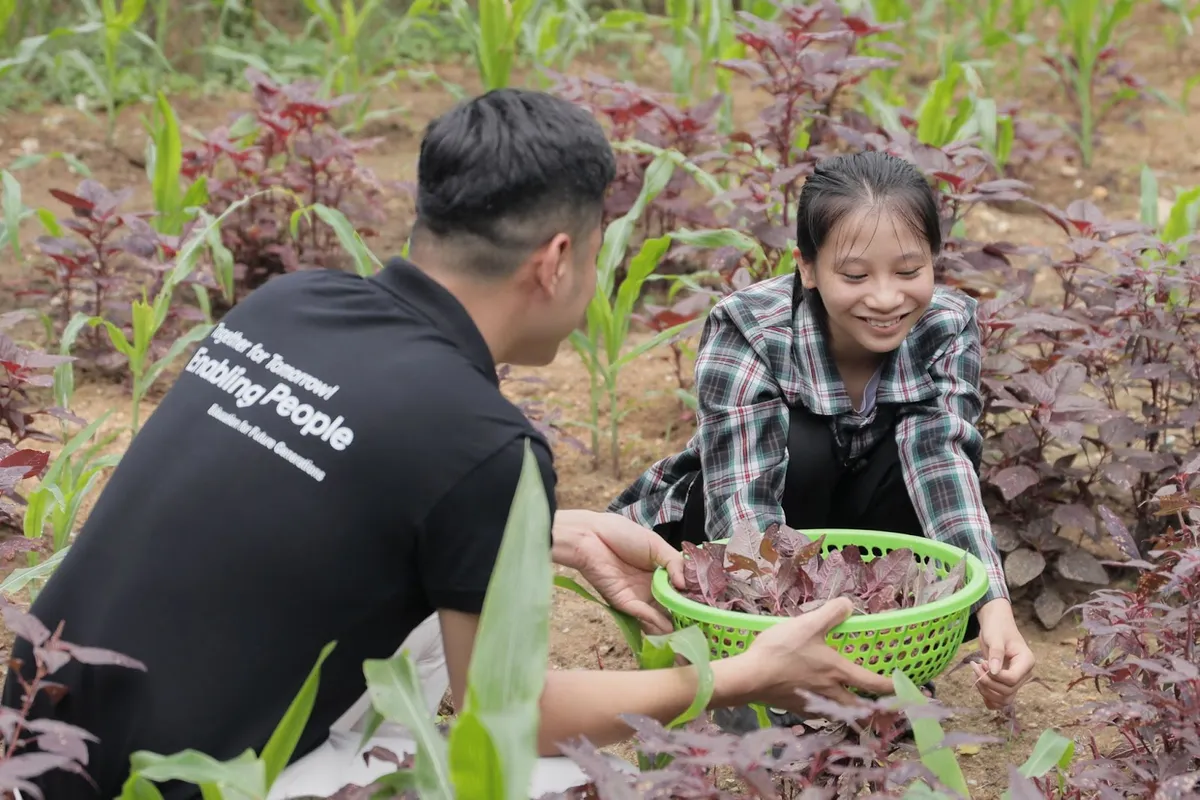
[
  {"xmin": 115, "ymin": 775, "xmax": 167, "ymax": 800},
  {"xmin": 447, "ymin": 711, "xmax": 505, "ymax": 798},
  {"xmin": 1139, "ymin": 164, "xmax": 1159, "ymax": 229},
  {"xmin": 449, "ymin": 440, "xmax": 553, "ymax": 800},
  {"xmin": 1017, "ymin": 729, "xmax": 1075, "ymax": 778},
  {"xmin": 1, "ymin": 170, "xmax": 23, "ymax": 260},
  {"xmin": 668, "ymin": 227, "xmax": 761, "ymax": 253},
  {"xmin": 310, "ymin": 203, "xmax": 384, "ymax": 276},
  {"xmin": 642, "ymin": 626, "xmax": 714, "ymax": 727},
  {"xmin": 150, "ymin": 91, "xmax": 184, "ymax": 234},
  {"xmin": 552, "ymin": 575, "xmax": 643, "ymax": 659},
  {"xmin": 612, "ymin": 319, "xmax": 695, "ymax": 370},
  {"xmin": 0, "ymin": 547, "xmax": 70, "ymax": 595},
  {"xmin": 594, "ymin": 154, "xmax": 677, "ymax": 295},
  {"xmin": 260, "ymin": 640, "xmax": 336, "ymax": 786},
  {"xmin": 139, "ymin": 323, "xmax": 212, "ymax": 396},
  {"xmin": 893, "ymin": 669, "xmax": 970, "ymax": 798},
  {"xmin": 37, "ymin": 208, "xmax": 64, "ymax": 237},
  {"xmin": 363, "ymin": 653, "xmax": 453, "ymax": 800},
  {"xmin": 95, "ymin": 318, "xmax": 133, "ymax": 358},
  {"xmin": 125, "ymin": 749, "xmax": 266, "ymax": 799},
  {"xmin": 168, "ymin": 192, "xmax": 259, "ymax": 289},
  {"xmin": 1162, "ymin": 186, "xmax": 1200, "ymax": 243},
  {"xmin": 610, "ymin": 235, "xmax": 672, "ymax": 363},
  {"xmin": 598, "ymin": 9, "xmax": 647, "ymax": 27}
]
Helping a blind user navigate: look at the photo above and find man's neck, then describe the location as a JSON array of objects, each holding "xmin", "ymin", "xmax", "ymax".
[{"xmin": 408, "ymin": 254, "xmax": 520, "ymax": 365}]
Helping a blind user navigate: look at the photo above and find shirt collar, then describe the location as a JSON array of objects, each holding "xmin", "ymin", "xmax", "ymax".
[
  {"xmin": 370, "ymin": 257, "xmax": 498, "ymax": 383},
  {"xmin": 791, "ymin": 294, "xmax": 938, "ymax": 414}
]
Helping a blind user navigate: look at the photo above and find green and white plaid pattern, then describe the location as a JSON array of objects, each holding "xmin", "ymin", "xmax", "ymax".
[{"xmin": 610, "ymin": 275, "xmax": 1009, "ymax": 606}]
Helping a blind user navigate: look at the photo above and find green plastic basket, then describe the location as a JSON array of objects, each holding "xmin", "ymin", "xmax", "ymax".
[{"xmin": 651, "ymin": 529, "xmax": 989, "ymax": 688}]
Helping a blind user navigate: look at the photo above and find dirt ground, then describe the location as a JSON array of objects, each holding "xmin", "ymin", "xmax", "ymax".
[{"xmin": 1, "ymin": 5, "xmax": 1198, "ymax": 797}]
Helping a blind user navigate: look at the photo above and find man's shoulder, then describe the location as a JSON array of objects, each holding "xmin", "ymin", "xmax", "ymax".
[{"xmin": 381, "ymin": 353, "xmax": 552, "ymax": 457}]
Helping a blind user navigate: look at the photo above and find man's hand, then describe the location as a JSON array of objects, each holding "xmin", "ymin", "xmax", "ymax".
[
  {"xmin": 740, "ymin": 597, "xmax": 894, "ymax": 710},
  {"xmin": 973, "ymin": 598, "xmax": 1036, "ymax": 710},
  {"xmin": 552, "ymin": 510, "xmax": 685, "ymax": 635}
]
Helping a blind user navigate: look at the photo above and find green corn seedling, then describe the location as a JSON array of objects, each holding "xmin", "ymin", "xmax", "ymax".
[
  {"xmin": 66, "ymin": 194, "xmax": 260, "ymax": 435},
  {"xmin": 86, "ymin": 290, "xmax": 211, "ymax": 436},
  {"xmin": 303, "ymin": 0, "xmax": 437, "ymax": 130},
  {"xmin": 657, "ymin": 0, "xmax": 738, "ymax": 120},
  {"xmin": 1044, "ymin": 0, "xmax": 1135, "ymax": 167},
  {"xmin": 570, "ymin": 152, "xmax": 698, "ymax": 477},
  {"xmin": 520, "ymin": 0, "xmax": 652, "ymax": 87},
  {"xmin": 553, "ymin": 573, "xmax": 714, "ymax": 772},
  {"xmin": 894, "ymin": 669, "xmax": 1076, "ymax": 799},
  {"xmin": 21, "ymin": 411, "xmax": 121, "ymax": 561},
  {"xmin": 143, "ymin": 91, "xmax": 209, "ymax": 236},
  {"xmin": 446, "ymin": 0, "xmax": 536, "ymax": 91},
  {"xmin": 0, "ymin": 168, "xmax": 32, "ymax": 261},
  {"xmin": 117, "ymin": 641, "xmax": 338, "ymax": 798},
  {"xmin": 66, "ymin": 0, "xmax": 161, "ymax": 147},
  {"xmin": 1138, "ymin": 165, "xmax": 1199, "ymax": 310},
  {"xmin": 290, "ymin": 202, "xmax": 385, "ymax": 278}
]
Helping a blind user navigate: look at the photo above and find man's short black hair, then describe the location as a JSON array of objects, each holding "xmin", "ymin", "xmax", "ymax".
[{"xmin": 412, "ymin": 88, "xmax": 617, "ymax": 278}]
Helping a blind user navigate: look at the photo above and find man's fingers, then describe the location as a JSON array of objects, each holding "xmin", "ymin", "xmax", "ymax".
[
  {"xmin": 807, "ymin": 597, "xmax": 855, "ymax": 634},
  {"xmin": 823, "ymin": 684, "xmax": 860, "ymax": 708},
  {"xmin": 656, "ymin": 545, "xmax": 687, "ymax": 590},
  {"xmin": 839, "ymin": 659, "xmax": 895, "ymax": 697},
  {"xmin": 625, "ymin": 600, "xmax": 674, "ymax": 636}
]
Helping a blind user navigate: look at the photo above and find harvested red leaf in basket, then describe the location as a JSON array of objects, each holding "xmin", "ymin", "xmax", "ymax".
[{"xmin": 680, "ymin": 521, "xmax": 968, "ymax": 616}]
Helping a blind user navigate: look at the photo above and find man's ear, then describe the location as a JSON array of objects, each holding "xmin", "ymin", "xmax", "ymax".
[
  {"xmin": 530, "ymin": 233, "xmax": 573, "ymax": 297},
  {"xmin": 795, "ymin": 247, "xmax": 818, "ymax": 290}
]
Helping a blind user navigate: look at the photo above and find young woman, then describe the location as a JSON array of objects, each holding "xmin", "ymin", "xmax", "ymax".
[{"xmin": 610, "ymin": 151, "xmax": 1034, "ymax": 720}]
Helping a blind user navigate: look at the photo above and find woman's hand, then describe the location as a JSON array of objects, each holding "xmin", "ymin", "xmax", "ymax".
[
  {"xmin": 552, "ymin": 510, "xmax": 685, "ymax": 635},
  {"xmin": 973, "ymin": 598, "xmax": 1036, "ymax": 710}
]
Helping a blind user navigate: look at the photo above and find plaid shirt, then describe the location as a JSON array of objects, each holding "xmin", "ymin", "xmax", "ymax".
[{"xmin": 610, "ymin": 275, "xmax": 1009, "ymax": 607}]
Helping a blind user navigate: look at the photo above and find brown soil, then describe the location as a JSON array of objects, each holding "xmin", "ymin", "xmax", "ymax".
[{"xmin": 2, "ymin": 4, "xmax": 1197, "ymax": 797}]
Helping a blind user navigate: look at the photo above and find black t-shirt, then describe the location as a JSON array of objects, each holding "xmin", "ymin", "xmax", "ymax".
[{"xmin": 1, "ymin": 258, "xmax": 557, "ymax": 799}]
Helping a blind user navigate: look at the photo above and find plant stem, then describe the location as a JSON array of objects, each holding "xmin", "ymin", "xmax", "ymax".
[
  {"xmin": 587, "ymin": 367, "xmax": 602, "ymax": 471},
  {"xmin": 607, "ymin": 374, "xmax": 621, "ymax": 479},
  {"xmin": 1077, "ymin": 65, "xmax": 1094, "ymax": 167}
]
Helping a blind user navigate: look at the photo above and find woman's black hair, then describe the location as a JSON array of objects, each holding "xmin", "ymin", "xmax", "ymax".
[{"xmin": 794, "ymin": 150, "xmax": 942, "ymax": 268}]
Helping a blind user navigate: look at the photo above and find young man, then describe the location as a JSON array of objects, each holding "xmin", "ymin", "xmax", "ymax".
[{"xmin": 2, "ymin": 89, "xmax": 894, "ymax": 799}]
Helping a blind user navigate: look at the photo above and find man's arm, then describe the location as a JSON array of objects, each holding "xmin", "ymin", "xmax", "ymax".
[
  {"xmin": 438, "ymin": 597, "xmax": 890, "ymax": 757},
  {"xmin": 419, "ymin": 435, "xmax": 892, "ymax": 757},
  {"xmin": 438, "ymin": 609, "xmax": 762, "ymax": 755}
]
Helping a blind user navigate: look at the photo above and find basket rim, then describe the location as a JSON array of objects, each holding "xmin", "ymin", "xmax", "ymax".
[{"xmin": 652, "ymin": 528, "xmax": 989, "ymax": 634}]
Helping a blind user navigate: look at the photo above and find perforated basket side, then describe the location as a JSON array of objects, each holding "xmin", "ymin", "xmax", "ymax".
[{"xmin": 652, "ymin": 528, "xmax": 988, "ymax": 686}]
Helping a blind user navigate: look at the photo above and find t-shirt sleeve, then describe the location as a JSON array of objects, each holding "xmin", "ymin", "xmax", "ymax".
[{"xmin": 418, "ymin": 434, "xmax": 558, "ymax": 614}]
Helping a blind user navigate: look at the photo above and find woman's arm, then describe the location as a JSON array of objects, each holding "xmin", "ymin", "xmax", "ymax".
[
  {"xmin": 692, "ymin": 305, "xmax": 791, "ymax": 541},
  {"xmin": 893, "ymin": 311, "xmax": 1008, "ymax": 607}
]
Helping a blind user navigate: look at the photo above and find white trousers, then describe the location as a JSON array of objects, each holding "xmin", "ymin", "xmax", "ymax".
[{"xmin": 267, "ymin": 614, "xmax": 618, "ymax": 798}]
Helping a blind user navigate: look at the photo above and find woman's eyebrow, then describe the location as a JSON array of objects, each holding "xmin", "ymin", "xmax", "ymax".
[{"xmin": 835, "ymin": 252, "xmax": 927, "ymax": 268}]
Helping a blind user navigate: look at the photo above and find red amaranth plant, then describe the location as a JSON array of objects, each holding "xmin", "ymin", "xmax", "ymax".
[
  {"xmin": 1060, "ymin": 460, "xmax": 1200, "ymax": 798},
  {"xmin": 182, "ymin": 68, "xmax": 389, "ymax": 303},
  {"xmin": 0, "ymin": 311, "xmax": 72, "ymax": 531},
  {"xmin": 0, "ymin": 596, "xmax": 146, "ymax": 798},
  {"xmin": 24, "ymin": 180, "xmax": 210, "ymax": 372}
]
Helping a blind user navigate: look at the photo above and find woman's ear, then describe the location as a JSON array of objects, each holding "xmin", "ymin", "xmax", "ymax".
[{"xmin": 795, "ymin": 247, "xmax": 818, "ymax": 290}]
